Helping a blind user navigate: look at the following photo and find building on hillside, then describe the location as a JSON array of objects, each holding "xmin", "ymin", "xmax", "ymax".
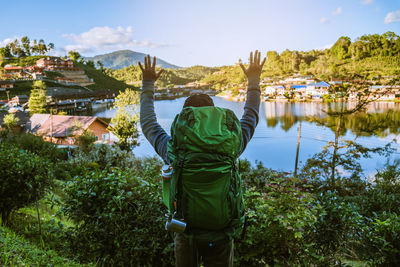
[
  {"xmin": 0, "ymin": 80, "xmax": 14, "ymax": 90},
  {"xmin": 291, "ymin": 85, "xmax": 307, "ymax": 98},
  {"xmin": 36, "ymin": 57, "xmax": 76, "ymax": 71},
  {"xmin": 55, "ymin": 76, "xmax": 75, "ymax": 85},
  {"xmin": 26, "ymin": 114, "xmax": 111, "ymax": 145},
  {"xmin": 306, "ymin": 82, "xmax": 330, "ymax": 96},
  {"xmin": 264, "ymin": 85, "xmax": 285, "ymax": 96},
  {"xmin": 10, "ymin": 95, "xmax": 29, "ymax": 105},
  {"xmin": 4, "ymin": 65, "xmax": 45, "ymax": 79}
]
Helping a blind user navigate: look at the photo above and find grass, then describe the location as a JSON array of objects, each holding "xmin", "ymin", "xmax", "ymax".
[
  {"xmin": 1, "ymin": 180, "xmax": 94, "ymax": 266},
  {"xmin": 76, "ymin": 62, "xmax": 137, "ymax": 92},
  {"xmin": 0, "ymin": 223, "xmax": 92, "ymax": 266}
]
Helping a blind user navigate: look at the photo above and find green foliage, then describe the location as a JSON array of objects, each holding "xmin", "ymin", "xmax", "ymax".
[
  {"xmin": 0, "ymin": 143, "xmax": 52, "ymax": 224},
  {"xmin": 108, "ymin": 88, "xmax": 140, "ymax": 150},
  {"xmin": 72, "ymin": 120, "xmax": 97, "ymax": 153},
  {"xmin": 0, "ymin": 224, "xmax": 90, "ymax": 266},
  {"xmin": 62, "ymin": 164, "xmax": 173, "ymax": 266},
  {"xmin": 236, "ymin": 161, "xmax": 321, "ymax": 266},
  {"xmin": 309, "ymin": 191, "xmax": 363, "ymax": 265},
  {"xmin": 362, "ymin": 212, "xmax": 400, "ymax": 266},
  {"xmin": 5, "ymin": 133, "xmax": 67, "ymax": 161},
  {"xmin": 28, "ymin": 80, "xmax": 47, "ymax": 114},
  {"xmin": 68, "ymin": 51, "xmax": 82, "ymax": 61},
  {"xmin": 2, "ymin": 113, "xmax": 19, "ymax": 130},
  {"xmin": 1, "ymin": 37, "xmax": 54, "ymax": 57},
  {"xmin": 76, "ymin": 62, "xmax": 135, "ymax": 91}
]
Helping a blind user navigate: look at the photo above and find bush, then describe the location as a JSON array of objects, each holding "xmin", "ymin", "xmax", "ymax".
[
  {"xmin": 62, "ymin": 167, "xmax": 173, "ymax": 266},
  {"xmin": 309, "ymin": 191, "xmax": 363, "ymax": 265},
  {"xmin": 6, "ymin": 133, "xmax": 67, "ymax": 161},
  {"xmin": 0, "ymin": 143, "xmax": 52, "ymax": 224},
  {"xmin": 362, "ymin": 212, "xmax": 400, "ymax": 266},
  {"xmin": 236, "ymin": 162, "xmax": 321, "ymax": 266}
]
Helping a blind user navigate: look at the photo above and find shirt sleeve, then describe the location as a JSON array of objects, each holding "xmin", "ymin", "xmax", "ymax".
[
  {"xmin": 240, "ymin": 77, "xmax": 261, "ymax": 154},
  {"xmin": 139, "ymin": 79, "xmax": 171, "ymax": 163}
]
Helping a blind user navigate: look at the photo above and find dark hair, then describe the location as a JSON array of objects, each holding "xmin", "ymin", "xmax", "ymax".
[{"xmin": 183, "ymin": 94, "xmax": 214, "ymax": 108}]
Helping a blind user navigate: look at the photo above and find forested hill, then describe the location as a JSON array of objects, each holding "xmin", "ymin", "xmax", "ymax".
[
  {"xmin": 85, "ymin": 50, "xmax": 180, "ymax": 69},
  {"xmin": 105, "ymin": 32, "xmax": 400, "ymax": 89}
]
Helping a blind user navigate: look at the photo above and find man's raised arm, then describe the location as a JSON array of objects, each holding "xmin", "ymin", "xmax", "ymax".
[
  {"xmin": 139, "ymin": 55, "xmax": 171, "ymax": 163},
  {"xmin": 238, "ymin": 50, "xmax": 266, "ymax": 154}
]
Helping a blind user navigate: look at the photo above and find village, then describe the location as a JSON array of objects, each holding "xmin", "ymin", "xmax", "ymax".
[{"xmin": 0, "ymin": 56, "xmax": 399, "ymax": 148}]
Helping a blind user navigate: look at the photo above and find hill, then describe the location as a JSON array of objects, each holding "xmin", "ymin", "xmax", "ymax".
[{"xmin": 86, "ymin": 50, "xmax": 180, "ymax": 69}]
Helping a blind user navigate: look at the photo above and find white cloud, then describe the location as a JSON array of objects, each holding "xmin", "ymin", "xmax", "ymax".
[
  {"xmin": 332, "ymin": 7, "xmax": 343, "ymax": 16},
  {"xmin": 0, "ymin": 37, "xmax": 19, "ymax": 47},
  {"xmin": 320, "ymin": 17, "xmax": 329, "ymax": 24},
  {"xmin": 362, "ymin": 0, "xmax": 373, "ymax": 5},
  {"xmin": 384, "ymin": 10, "xmax": 400, "ymax": 24},
  {"xmin": 62, "ymin": 26, "xmax": 167, "ymax": 54}
]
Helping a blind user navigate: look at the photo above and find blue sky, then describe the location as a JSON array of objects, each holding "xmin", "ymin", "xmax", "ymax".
[{"xmin": 1, "ymin": 0, "xmax": 399, "ymax": 67}]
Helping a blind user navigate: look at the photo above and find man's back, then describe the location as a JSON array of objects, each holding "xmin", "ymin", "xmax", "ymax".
[{"xmin": 139, "ymin": 51, "xmax": 265, "ymax": 267}]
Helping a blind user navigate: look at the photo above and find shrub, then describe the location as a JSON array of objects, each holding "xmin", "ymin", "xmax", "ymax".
[
  {"xmin": 0, "ymin": 143, "xmax": 52, "ymax": 224},
  {"xmin": 362, "ymin": 212, "xmax": 400, "ymax": 266},
  {"xmin": 309, "ymin": 191, "xmax": 363, "ymax": 265},
  {"xmin": 236, "ymin": 162, "xmax": 321, "ymax": 266},
  {"xmin": 6, "ymin": 133, "xmax": 67, "ymax": 161},
  {"xmin": 62, "ymin": 167, "xmax": 173, "ymax": 266}
]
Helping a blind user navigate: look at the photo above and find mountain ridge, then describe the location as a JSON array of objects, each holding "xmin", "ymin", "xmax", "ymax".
[{"xmin": 85, "ymin": 50, "xmax": 180, "ymax": 69}]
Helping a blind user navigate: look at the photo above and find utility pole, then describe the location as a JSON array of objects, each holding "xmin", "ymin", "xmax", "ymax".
[
  {"xmin": 294, "ymin": 121, "xmax": 302, "ymax": 177},
  {"xmin": 50, "ymin": 109, "xmax": 53, "ymax": 143}
]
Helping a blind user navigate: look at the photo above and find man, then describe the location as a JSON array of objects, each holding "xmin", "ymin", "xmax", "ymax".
[{"xmin": 139, "ymin": 51, "xmax": 264, "ymax": 267}]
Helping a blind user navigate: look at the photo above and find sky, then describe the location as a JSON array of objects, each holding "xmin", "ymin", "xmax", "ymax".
[{"xmin": 1, "ymin": 0, "xmax": 399, "ymax": 67}]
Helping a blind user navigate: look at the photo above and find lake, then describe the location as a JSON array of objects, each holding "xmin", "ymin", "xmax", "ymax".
[{"xmin": 93, "ymin": 97, "xmax": 400, "ymax": 176}]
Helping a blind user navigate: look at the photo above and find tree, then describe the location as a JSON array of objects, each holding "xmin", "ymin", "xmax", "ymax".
[
  {"xmin": 0, "ymin": 143, "xmax": 52, "ymax": 225},
  {"xmin": 3, "ymin": 113, "xmax": 19, "ymax": 132},
  {"xmin": 68, "ymin": 51, "xmax": 81, "ymax": 61},
  {"xmin": 28, "ymin": 81, "xmax": 47, "ymax": 114},
  {"xmin": 301, "ymin": 74, "xmax": 393, "ymax": 186},
  {"xmin": 330, "ymin": 36, "xmax": 351, "ymax": 60},
  {"xmin": 37, "ymin": 39, "xmax": 48, "ymax": 55},
  {"xmin": 21, "ymin": 36, "xmax": 31, "ymax": 56},
  {"xmin": 97, "ymin": 60, "xmax": 105, "ymax": 72},
  {"xmin": 108, "ymin": 88, "xmax": 140, "ymax": 150},
  {"xmin": 72, "ymin": 120, "xmax": 96, "ymax": 153},
  {"xmin": 86, "ymin": 60, "xmax": 95, "ymax": 68}
]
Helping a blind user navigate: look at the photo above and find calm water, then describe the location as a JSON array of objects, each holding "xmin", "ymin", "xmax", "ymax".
[{"xmin": 93, "ymin": 97, "xmax": 400, "ymax": 175}]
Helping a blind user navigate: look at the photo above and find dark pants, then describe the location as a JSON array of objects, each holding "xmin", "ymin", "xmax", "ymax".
[{"xmin": 174, "ymin": 233, "xmax": 234, "ymax": 267}]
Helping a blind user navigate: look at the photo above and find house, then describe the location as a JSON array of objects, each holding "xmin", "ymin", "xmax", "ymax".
[
  {"xmin": 36, "ymin": 57, "xmax": 76, "ymax": 71},
  {"xmin": 0, "ymin": 80, "xmax": 14, "ymax": 91},
  {"xmin": 4, "ymin": 65, "xmax": 45, "ymax": 79},
  {"xmin": 291, "ymin": 85, "xmax": 307, "ymax": 99},
  {"xmin": 264, "ymin": 85, "xmax": 285, "ymax": 96},
  {"xmin": 306, "ymin": 82, "xmax": 330, "ymax": 96},
  {"xmin": 27, "ymin": 114, "xmax": 111, "ymax": 145},
  {"xmin": 55, "ymin": 76, "xmax": 75, "ymax": 85},
  {"xmin": 10, "ymin": 95, "xmax": 29, "ymax": 105},
  {"xmin": 4, "ymin": 65, "xmax": 23, "ymax": 75}
]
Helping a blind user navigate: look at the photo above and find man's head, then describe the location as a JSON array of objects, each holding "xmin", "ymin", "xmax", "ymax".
[{"xmin": 183, "ymin": 94, "xmax": 214, "ymax": 108}]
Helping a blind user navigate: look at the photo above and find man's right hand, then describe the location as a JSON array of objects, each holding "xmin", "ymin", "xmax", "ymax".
[
  {"xmin": 239, "ymin": 50, "xmax": 266, "ymax": 79},
  {"xmin": 138, "ymin": 54, "xmax": 164, "ymax": 81}
]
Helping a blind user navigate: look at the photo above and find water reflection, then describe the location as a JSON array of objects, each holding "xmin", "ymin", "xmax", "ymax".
[
  {"xmin": 93, "ymin": 97, "xmax": 399, "ymax": 172},
  {"xmin": 262, "ymin": 101, "xmax": 400, "ymax": 137}
]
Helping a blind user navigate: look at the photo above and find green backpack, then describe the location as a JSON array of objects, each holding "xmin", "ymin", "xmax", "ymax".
[{"xmin": 164, "ymin": 106, "xmax": 245, "ymax": 242}]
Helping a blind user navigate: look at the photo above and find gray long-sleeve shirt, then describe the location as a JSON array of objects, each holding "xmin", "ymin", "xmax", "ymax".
[{"xmin": 140, "ymin": 78, "xmax": 261, "ymax": 164}]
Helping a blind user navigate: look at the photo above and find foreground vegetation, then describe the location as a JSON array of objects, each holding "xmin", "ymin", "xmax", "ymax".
[{"xmin": 0, "ymin": 130, "xmax": 399, "ymax": 266}]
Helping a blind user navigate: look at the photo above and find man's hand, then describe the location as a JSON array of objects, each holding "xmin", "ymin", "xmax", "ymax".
[
  {"xmin": 239, "ymin": 50, "xmax": 266, "ymax": 79},
  {"xmin": 138, "ymin": 54, "xmax": 164, "ymax": 81}
]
